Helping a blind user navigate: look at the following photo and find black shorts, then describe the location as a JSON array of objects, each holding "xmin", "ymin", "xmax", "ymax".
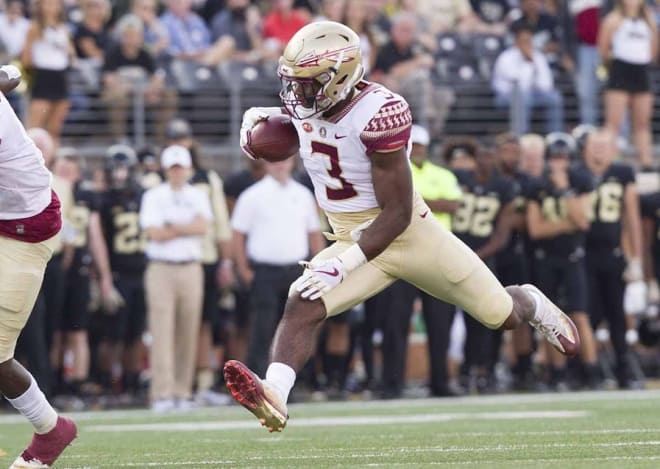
[
  {"xmin": 533, "ymin": 253, "xmax": 588, "ymax": 314},
  {"xmin": 607, "ymin": 59, "xmax": 651, "ymax": 93},
  {"xmin": 61, "ymin": 269, "xmax": 91, "ymax": 331},
  {"xmin": 31, "ymin": 68, "xmax": 69, "ymax": 100},
  {"xmin": 98, "ymin": 273, "xmax": 146, "ymax": 343},
  {"xmin": 496, "ymin": 250, "xmax": 530, "ymax": 286},
  {"xmin": 202, "ymin": 263, "xmax": 220, "ymax": 324},
  {"xmin": 585, "ymin": 248, "xmax": 625, "ymax": 326}
]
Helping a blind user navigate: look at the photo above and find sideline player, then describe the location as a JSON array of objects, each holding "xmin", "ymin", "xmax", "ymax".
[
  {"xmin": 0, "ymin": 65, "xmax": 77, "ymax": 467},
  {"xmin": 224, "ymin": 22, "xmax": 580, "ymax": 432}
]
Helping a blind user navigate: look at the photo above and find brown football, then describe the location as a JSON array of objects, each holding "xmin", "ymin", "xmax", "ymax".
[{"xmin": 246, "ymin": 114, "xmax": 299, "ymax": 162}]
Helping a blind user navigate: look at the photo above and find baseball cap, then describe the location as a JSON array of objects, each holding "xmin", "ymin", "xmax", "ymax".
[
  {"xmin": 161, "ymin": 145, "xmax": 192, "ymax": 168},
  {"xmin": 410, "ymin": 125, "xmax": 430, "ymax": 146},
  {"xmin": 165, "ymin": 118, "xmax": 193, "ymax": 140}
]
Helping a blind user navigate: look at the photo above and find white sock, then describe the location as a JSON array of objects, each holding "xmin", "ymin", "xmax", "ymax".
[
  {"xmin": 526, "ymin": 288, "xmax": 543, "ymax": 322},
  {"xmin": 6, "ymin": 377, "xmax": 58, "ymax": 434},
  {"xmin": 265, "ymin": 362, "xmax": 296, "ymax": 403}
]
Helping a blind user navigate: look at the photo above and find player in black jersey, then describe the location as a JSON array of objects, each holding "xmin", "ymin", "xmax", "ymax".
[
  {"xmin": 53, "ymin": 153, "xmax": 116, "ymax": 401},
  {"xmin": 581, "ymin": 129, "xmax": 644, "ymax": 388},
  {"xmin": 97, "ymin": 145, "xmax": 147, "ymax": 396},
  {"xmin": 452, "ymin": 145, "xmax": 516, "ymax": 392},
  {"xmin": 526, "ymin": 133, "xmax": 599, "ymax": 389},
  {"xmin": 494, "ymin": 132, "xmax": 538, "ymax": 389}
]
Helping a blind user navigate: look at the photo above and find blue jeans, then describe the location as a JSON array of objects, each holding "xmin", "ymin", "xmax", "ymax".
[
  {"xmin": 576, "ymin": 44, "xmax": 600, "ymax": 125},
  {"xmin": 495, "ymin": 88, "xmax": 564, "ymax": 135}
]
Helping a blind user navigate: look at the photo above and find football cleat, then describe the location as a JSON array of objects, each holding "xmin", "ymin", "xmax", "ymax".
[
  {"xmin": 11, "ymin": 416, "xmax": 77, "ymax": 469},
  {"xmin": 522, "ymin": 284, "xmax": 580, "ymax": 357},
  {"xmin": 224, "ymin": 360, "xmax": 288, "ymax": 433}
]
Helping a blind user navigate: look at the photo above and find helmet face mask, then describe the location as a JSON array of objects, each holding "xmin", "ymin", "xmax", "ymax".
[{"xmin": 278, "ymin": 21, "xmax": 364, "ymax": 120}]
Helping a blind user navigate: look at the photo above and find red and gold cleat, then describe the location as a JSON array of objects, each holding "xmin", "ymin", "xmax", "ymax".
[
  {"xmin": 224, "ymin": 360, "xmax": 288, "ymax": 432},
  {"xmin": 11, "ymin": 416, "xmax": 77, "ymax": 468}
]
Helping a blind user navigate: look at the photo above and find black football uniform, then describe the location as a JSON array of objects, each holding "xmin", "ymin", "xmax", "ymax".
[
  {"xmin": 641, "ymin": 191, "xmax": 660, "ymax": 283},
  {"xmin": 527, "ymin": 168, "xmax": 593, "ymax": 313},
  {"xmin": 496, "ymin": 171, "xmax": 533, "ymax": 285},
  {"xmin": 452, "ymin": 169, "xmax": 515, "ymax": 386},
  {"xmin": 583, "ymin": 162, "xmax": 634, "ymax": 383},
  {"xmin": 99, "ymin": 186, "xmax": 147, "ymax": 344},
  {"xmin": 61, "ymin": 185, "xmax": 100, "ymax": 331}
]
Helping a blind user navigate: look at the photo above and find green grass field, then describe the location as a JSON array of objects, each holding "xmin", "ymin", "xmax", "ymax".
[{"xmin": 1, "ymin": 390, "xmax": 659, "ymax": 468}]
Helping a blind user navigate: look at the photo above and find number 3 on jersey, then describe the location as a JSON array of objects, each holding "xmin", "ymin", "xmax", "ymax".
[{"xmin": 311, "ymin": 141, "xmax": 358, "ymax": 201}]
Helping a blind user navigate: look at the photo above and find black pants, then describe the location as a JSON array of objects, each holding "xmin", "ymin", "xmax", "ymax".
[
  {"xmin": 366, "ymin": 280, "xmax": 454, "ymax": 397},
  {"xmin": 586, "ymin": 250, "xmax": 627, "ymax": 379},
  {"xmin": 246, "ymin": 263, "xmax": 301, "ymax": 377},
  {"xmin": 16, "ymin": 292, "xmax": 52, "ymax": 396},
  {"xmin": 43, "ymin": 254, "xmax": 67, "ymax": 348}
]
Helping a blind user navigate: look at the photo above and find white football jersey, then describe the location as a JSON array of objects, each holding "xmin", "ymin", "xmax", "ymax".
[
  {"xmin": 0, "ymin": 91, "xmax": 52, "ymax": 219},
  {"xmin": 292, "ymin": 82, "xmax": 413, "ymax": 213}
]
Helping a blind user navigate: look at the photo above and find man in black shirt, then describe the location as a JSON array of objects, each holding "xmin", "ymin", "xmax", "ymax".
[
  {"xmin": 102, "ymin": 14, "xmax": 177, "ymax": 143},
  {"xmin": 452, "ymin": 145, "xmax": 516, "ymax": 392},
  {"xmin": 526, "ymin": 133, "xmax": 598, "ymax": 389},
  {"xmin": 581, "ymin": 129, "xmax": 644, "ymax": 388}
]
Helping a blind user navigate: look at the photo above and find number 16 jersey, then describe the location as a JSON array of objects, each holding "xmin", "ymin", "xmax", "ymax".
[{"xmin": 292, "ymin": 81, "xmax": 413, "ymax": 213}]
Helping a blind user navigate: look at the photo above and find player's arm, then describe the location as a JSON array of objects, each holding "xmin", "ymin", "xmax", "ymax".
[
  {"xmin": 358, "ymin": 147, "xmax": 413, "ymax": 259},
  {"xmin": 232, "ymin": 230, "xmax": 254, "ymax": 286},
  {"xmin": 476, "ymin": 202, "xmax": 514, "ymax": 260},
  {"xmin": 642, "ymin": 211, "xmax": 656, "ymax": 281},
  {"xmin": 624, "ymin": 182, "xmax": 643, "ymax": 261},
  {"xmin": 425, "ymin": 198, "xmax": 461, "ymax": 214},
  {"xmin": 169, "ymin": 215, "xmax": 208, "ymax": 236},
  {"xmin": 0, "ymin": 65, "xmax": 21, "ymax": 94},
  {"xmin": 565, "ymin": 193, "xmax": 591, "ymax": 231},
  {"xmin": 526, "ymin": 200, "xmax": 575, "ymax": 239}
]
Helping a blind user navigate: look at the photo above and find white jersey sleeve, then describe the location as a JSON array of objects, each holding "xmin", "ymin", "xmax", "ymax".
[
  {"xmin": 294, "ymin": 82, "xmax": 413, "ymax": 214},
  {"xmin": 0, "ymin": 91, "xmax": 52, "ymax": 219}
]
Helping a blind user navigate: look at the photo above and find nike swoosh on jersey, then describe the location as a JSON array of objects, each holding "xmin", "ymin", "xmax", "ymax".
[
  {"xmin": 335, "ymin": 134, "xmax": 347, "ymax": 139},
  {"xmin": 420, "ymin": 211, "xmax": 429, "ymax": 218},
  {"xmin": 316, "ymin": 267, "xmax": 340, "ymax": 277}
]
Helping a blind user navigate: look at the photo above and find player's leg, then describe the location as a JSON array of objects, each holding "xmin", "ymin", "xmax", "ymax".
[
  {"xmin": 396, "ymin": 213, "xmax": 579, "ymax": 357},
  {"xmin": 420, "ymin": 292, "xmax": 455, "ymax": 396},
  {"xmin": 224, "ymin": 240, "xmax": 395, "ymax": 432},
  {"xmin": 630, "ymin": 92, "xmax": 654, "ymax": 169},
  {"xmin": 0, "ymin": 238, "xmax": 76, "ymax": 468}
]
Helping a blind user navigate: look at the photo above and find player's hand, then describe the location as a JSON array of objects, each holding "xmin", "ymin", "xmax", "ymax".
[
  {"xmin": 100, "ymin": 276, "xmax": 125, "ymax": 314},
  {"xmin": 623, "ymin": 258, "xmax": 644, "ymax": 283},
  {"xmin": 240, "ymin": 107, "xmax": 282, "ymax": 160},
  {"xmin": 295, "ymin": 257, "xmax": 346, "ymax": 301},
  {"xmin": 217, "ymin": 260, "xmax": 235, "ymax": 289},
  {"xmin": 624, "ymin": 280, "xmax": 647, "ymax": 316},
  {"xmin": 648, "ymin": 279, "xmax": 660, "ymax": 304}
]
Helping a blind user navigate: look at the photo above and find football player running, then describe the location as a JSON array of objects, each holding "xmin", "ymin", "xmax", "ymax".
[
  {"xmin": 0, "ymin": 65, "xmax": 77, "ymax": 467},
  {"xmin": 224, "ymin": 21, "xmax": 580, "ymax": 432}
]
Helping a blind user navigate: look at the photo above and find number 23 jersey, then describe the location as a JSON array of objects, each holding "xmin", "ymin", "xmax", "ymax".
[{"xmin": 292, "ymin": 81, "xmax": 413, "ymax": 213}]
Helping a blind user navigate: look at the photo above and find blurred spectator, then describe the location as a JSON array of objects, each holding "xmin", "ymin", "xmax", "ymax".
[
  {"xmin": 343, "ymin": 0, "xmax": 377, "ymax": 74},
  {"xmin": 370, "ymin": 12, "xmax": 437, "ymax": 129},
  {"xmin": 209, "ymin": 0, "xmax": 264, "ymax": 63},
  {"xmin": 560, "ymin": 0, "xmax": 603, "ymax": 126},
  {"xmin": 599, "ymin": 0, "xmax": 657, "ymax": 169},
  {"xmin": 53, "ymin": 151, "xmax": 116, "ymax": 403},
  {"xmin": 22, "ymin": 0, "xmax": 74, "ymax": 143},
  {"xmin": 470, "ymin": 0, "xmax": 512, "ymax": 35},
  {"xmin": 102, "ymin": 14, "xmax": 177, "ymax": 143},
  {"xmin": 314, "ymin": 0, "xmax": 346, "ymax": 22},
  {"xmin": 231, "ymin": 158, "xmax": 323, "ymax": 377},
  {"xmin": 415, "ymin": 0, "xmax": 482, "ymax": 34},
  {"xmin": 165, "ymin": 118, "xmax": 234, "ymax": 404},
  {"xmin": 443, "ymin": 136, "xmax": 479, "ymax": 171},
  {"xmin": 0, "ymin": 0, "xmax": 30, "ymax": 61},
  {"xmin": 262, "ymin": 0, "xmax": 309, "ymax": 59},
  {"xmin": 511, "ymin": 0, "xmax": 562, "ymax": 67},
  {"xmin": 73, "ymin": 0, "xmax": 112, "ymax": 62},
  {"xmin": 136, "ymin": 145, "xmax": 164, "ymax": 189},
  {"xmin": 199, "ymin": 0, "xmax": 227, "ymax": 24},
  {"xmin": 139, "ymin": 145, "xmax": 212, "ymax": 412},
  {"xmin": 518, "ymin": 133, "xmax": 546, "ymax": 178},
  {"xmin": 131, "ymin": 0, "xmax": 169, "ymax": 60},
  {"xmin": 492, "ymin": 22, "xmax": 563, "ymax": 134},
  {"xmin": 160, "ymin": 0, "xmax": 237, "ymax": 66}
]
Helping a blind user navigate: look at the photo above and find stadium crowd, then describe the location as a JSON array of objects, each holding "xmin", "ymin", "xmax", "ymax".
[{"xmin": 1, "ymin": 0, "xmax": 660, "ymax": 412}]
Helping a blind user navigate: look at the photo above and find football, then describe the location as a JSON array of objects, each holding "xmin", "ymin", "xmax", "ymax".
[{"xmin": 246, "ymin": 114, "xmax": 299, "ymax": 162}]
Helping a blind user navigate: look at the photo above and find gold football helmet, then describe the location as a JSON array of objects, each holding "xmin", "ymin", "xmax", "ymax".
[{"xmin": 278, "ymin": 21, "xmax": 364, "ymax": 119}]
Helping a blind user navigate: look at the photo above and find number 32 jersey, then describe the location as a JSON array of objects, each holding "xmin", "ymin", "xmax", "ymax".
[{"xmin": 292, "ymin": 81, "xmax": 413, "ymax": 213}]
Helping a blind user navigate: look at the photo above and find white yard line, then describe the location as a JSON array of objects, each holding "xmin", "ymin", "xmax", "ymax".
[{"xmin": 85, "ymin": 410, "xmax": 588, "ymax": 433}]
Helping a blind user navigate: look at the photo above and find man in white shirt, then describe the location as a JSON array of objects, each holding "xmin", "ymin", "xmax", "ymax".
[
  {"xmin": 139, "ymin": 145, "xmax": 213, "ymax": 412},
  {"xmin": 0, "ymin": 0, "xmax": 30, "ymax": 61},
  {"xmin": 492, "ymin": 22, "xmax": 564, "ymax": 134},
  {"xmin": 232, "ymin": 158, "xmax": 324, "ymax": 377}
]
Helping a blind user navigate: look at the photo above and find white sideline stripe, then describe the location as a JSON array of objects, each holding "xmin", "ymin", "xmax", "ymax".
[
  {"xmin": 85, "ymin": 410, "xmax": 587, "ymax": 432},
  {"xmin": 75, "ymin": 446, "xmax": 660, "ymax": 468}
]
